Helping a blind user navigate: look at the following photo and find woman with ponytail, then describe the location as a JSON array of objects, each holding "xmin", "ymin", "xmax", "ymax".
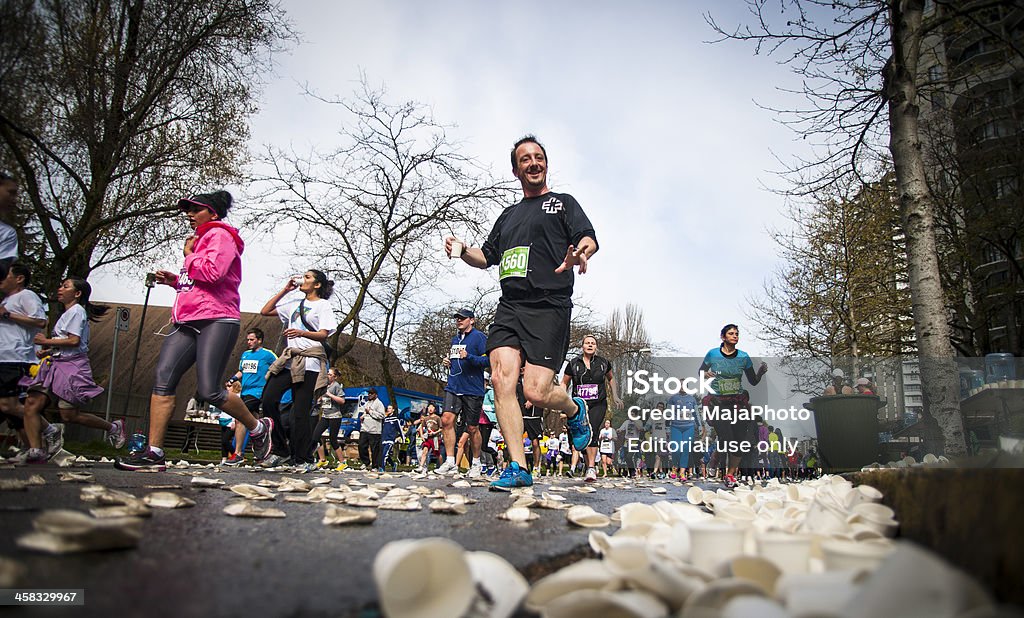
[
  {"xmin": 259, "ymin": 269, "xmax": 338, "ymax": 469},
  {"xmin": 17, "ymin": 278, "xmax": 126, "ymax": 464},
  {"xmin": 116, "ymin": 190, "xmax": 273, "ymax": 471}
]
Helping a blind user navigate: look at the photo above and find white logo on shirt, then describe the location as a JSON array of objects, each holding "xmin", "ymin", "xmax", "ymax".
[{"xmin": 542, "ymin": 198, "xmax": 563, "ymax": 214}]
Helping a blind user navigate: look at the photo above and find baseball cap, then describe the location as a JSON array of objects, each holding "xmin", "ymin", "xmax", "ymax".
[
  {"xmin": 855, "ymin": 378, "xmax": 871, "ymax": 386},
  {"xmin": 831, "ymin": 368, "xmax": 845, "ymax": 378},
  {"xmin": 453, "ymin": 308, "xmax": 475, "ymax": 319},
  {"xmin": 177, "ymin": 191, "xmax": 232, "ymax": 219}
]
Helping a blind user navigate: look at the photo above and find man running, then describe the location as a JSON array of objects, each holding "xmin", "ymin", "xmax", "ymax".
[
  {"xmin": 0, "ymin": 173, "xmax": 19, "ymax": 279},
  {"xmin": 224, "ymin": 327, "xmax": 277, "ymax": 465},
  {"xmin": 437, "ymin": 308, "xmax": 488, "ymax": 477},
  {"xmin": 445, "ymin": 135, "xmax": 598, "ymax": 490},
  {"xmin": 0, "ymin": 264, "xmax": 49, "ymax": 461},
  {"xmin": 562, "ymin": 334, "xmax": 622, "ymax": 482}
]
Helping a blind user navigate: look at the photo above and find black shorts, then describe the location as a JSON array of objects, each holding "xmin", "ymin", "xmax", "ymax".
[
  {"xmin": 583, "ymin": 399, "xmax": 607, "ymax": 447},
  {"xmin": 242, "ymin": 395, "xmax": 262, "ymax": 416},
  {"xmin": 703, "ymin": 393, "xmax": 753, "ymax": 455},
  {"xmin": 443, "ymin": 392, "xmax": 483, "ymax": 427},
  {"xmin": 0, "ymin": 363, "xmax": 29, "ymax": 399},
  {"xmin": 486, "ymin": 299, "xmax": 570, "ymax": 371},
  {"xmin": 522, "ymin": 416, "xmax": 543, "ymax": 441}
]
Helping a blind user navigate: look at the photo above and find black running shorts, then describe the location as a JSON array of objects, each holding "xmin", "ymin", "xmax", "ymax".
[
  {"xmin": 486, "ymin": 299, "xmax": 571, "ymax": 372},
  {"xmin": 443, "ymin": 392, "xmax": 483, "ymax": 427}
]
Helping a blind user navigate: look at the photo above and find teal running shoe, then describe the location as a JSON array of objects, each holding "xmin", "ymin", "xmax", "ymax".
[
  {"xmin": 489, "ymin": 461, "xmax": 533, "ymax": 491},
  {"xmin": 567, "ymin": 397, "xmax": 592, "ymax": 451}
]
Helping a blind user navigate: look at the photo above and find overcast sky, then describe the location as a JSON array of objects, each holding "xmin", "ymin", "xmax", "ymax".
[{"xmin": 92, "ymin": 1, "xmax": 817, "ymax": 361}]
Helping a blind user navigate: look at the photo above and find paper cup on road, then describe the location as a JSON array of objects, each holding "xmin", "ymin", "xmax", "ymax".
[
  {"xmin": 688, "ymin": 521, "xmax": 747, "ymax": 572},
  {"xmin": 373, "ymin": 537, "xmax": 474, "ymax": 618},
  {"xmin": 756, "ymin": 531, "xmax": 813, "ymax": 574},
  {"xmin": 466, "ymin": 551, "xmax": 528, "ymax": 618},
  {"xmin": 844, "ymin": 484, "xmax": 884, "ymax": 509},
  {"xmin": 450, "ymin": 239, "xmax": 464, "ymax": 258},
  {"xmin": 820, "ymin": 538, "xmax": 894, "ymax": 572}
]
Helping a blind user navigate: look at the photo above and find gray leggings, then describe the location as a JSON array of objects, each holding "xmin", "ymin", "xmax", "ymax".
[{"xmin": 152, "ymin": 320, "xmax": 239, "ymax": 406}]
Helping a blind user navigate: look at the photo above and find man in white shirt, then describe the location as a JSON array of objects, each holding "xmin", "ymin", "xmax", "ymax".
[
  {"xmin": 0, "ymin": 173, "xmax": 19, "ymax": 279},
  {"xmin": 0, "ymin": 264, "xmax": 48, "ymax": 460}
]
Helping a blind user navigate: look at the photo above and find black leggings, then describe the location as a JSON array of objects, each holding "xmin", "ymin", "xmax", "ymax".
[
  {"xmin": 586, "ymin": 400, "xmax": 608, "ymax": 447},
  {"xmin": 220, "ymin": 425, "xmax": 234, "ymax": 457},
  {"xmin": 313, "ymin": 416, "xmax": 345, "ymax": 450},
  {"xmin": 261, "ymin": 368, "xmax": 318, "ymax": 464},
  {"xmin": 152, "ymin": 320, "xmax": 239, "ymax": 406}
]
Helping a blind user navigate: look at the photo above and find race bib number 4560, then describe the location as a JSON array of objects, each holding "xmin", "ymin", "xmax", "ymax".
[{"xmin": 499, "ymin": 246, "xmax": 530, "ymax": 280}]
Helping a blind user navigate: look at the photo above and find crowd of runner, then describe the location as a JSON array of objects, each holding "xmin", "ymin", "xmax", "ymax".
[{"xmin": 0, "ymin": 141, "xmax": 816, "ymax": 487}]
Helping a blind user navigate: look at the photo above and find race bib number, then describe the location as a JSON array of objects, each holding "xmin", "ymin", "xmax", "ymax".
[
  {"xmin": 177, "ymin": 268, "xmax": 195, "ymax": 292},
  {"xmin": 716, "ymin": 376, "xmax": 741, "ymax": 395},
  {"xmin": 600, "ymin": 442, "xmax": 614, "ymax": 454},
  {"xmin": 499, "ymin": 246, "xmax": 530, "ymax": 280},
  {"xmin": 241, "ymin": 359, "xmax": 259, "ymax": 374},
  {"xmin": 449, "ymin": 344, "xmax": 467, "ymax": 359},
  {"xmin": 576, "ymin": 384, "xmax": 599, "ymax": 400}
]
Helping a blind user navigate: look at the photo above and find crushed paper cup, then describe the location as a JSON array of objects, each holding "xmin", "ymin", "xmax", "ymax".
[
  {"xmin": 566, "ymin": 505, "xmax": 611, "ymax": 528},
  {"xmin": 17, "ymin": 509, "xmax": 143, "ymax": 554},
  {"xmin": 223, "ymin": 501, "xmax": 285, "ymax": 518},
  {"xmin": 465, "ymin": 551, "xmax": 528, "ymax": 618},
  {"xmin": 499, "ymin": 506, "xmax": 539, "ymax": 522},
  {"xmin": 373, "ymin": 538, "xmax": 475, "ymax": 618},
  {"xmin": 322, "ymin": 505, "xmax": 376, "ymax": 525},
  {"xmin": 143, "ymin": 492, "xmax": 196, "ymax": 509}
]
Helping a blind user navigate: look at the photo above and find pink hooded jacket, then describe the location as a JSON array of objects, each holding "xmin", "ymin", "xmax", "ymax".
[{"xmin": 172, "ymin": 221, "xmax": 245, "ymax": 323}]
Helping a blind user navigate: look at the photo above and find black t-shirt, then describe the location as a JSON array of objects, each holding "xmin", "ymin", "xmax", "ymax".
[
  {"xmin": 565, "ymin": 355, "xmax": 612, "ymax": 402},
  {"xmin": 481, "ymin": 191, "xmax": 597, "ymax": 307}
]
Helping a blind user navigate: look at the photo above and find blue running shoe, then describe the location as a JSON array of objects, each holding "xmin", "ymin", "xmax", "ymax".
[
  {"xmin": 566, "ymin": 397, "xmax": 592, "ymax": 451},
  {"xmin": 489, "ymin": 462, "xmax": 533, "ymax": 492}
]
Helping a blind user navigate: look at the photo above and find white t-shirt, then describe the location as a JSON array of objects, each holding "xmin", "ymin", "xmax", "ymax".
[
  {"xmin": 0, "ymin": 221, "xmax": 17, "ymax": 264},
  {"xmin": 599, "ymin": 427, "xmax": 616, "ymax": 453},
  {"xmin": 558, "ymin": 432, "xmax": 571, "ymax": 454},
  {"xmin": 618, "ymin": 420, "xmax": 641, "ymax": 441},
  {"xmin": 647, "ymin": 416, "xmax": 669, "ymax": 439},
  {"xmin": 50, "ymin": 304, "xmax": 89, "ymax": 357},
  {"xmin": 547, "ymin": 436, "xmax": 560, "ymax": 453},
  {"xmin": 276, "ymin": 296, "xmax": 338, "ymax": 372},
  {"xmin": 0, "ymin": 288, "xmax": 46, "ymax": 364}
]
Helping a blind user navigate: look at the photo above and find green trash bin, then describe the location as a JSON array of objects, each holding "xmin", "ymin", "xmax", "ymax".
[{"xmin": 806, "ymin": 395, "xmax": 885, "ymax": 472}]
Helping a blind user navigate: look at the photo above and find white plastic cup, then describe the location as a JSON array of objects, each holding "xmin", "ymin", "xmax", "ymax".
[
  {"xmin": 373, "ymin": 538, "xmax": 475, "ymax": 618},
  {"xmin": 756, "ymin": 531, "xmax": 814, "ymax": 574},
  {"xmin": 687, "ymin": 521, "xmax": 747, "ymax": 572},
  {"xmin": 450, "ymin": 240, "xmax": 464, "ymax": 259}
]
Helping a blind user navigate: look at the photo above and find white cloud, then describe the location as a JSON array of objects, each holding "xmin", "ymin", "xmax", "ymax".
[{"xmin": 92, "ymin": 0, "xmax": 817, "ymax": 359}]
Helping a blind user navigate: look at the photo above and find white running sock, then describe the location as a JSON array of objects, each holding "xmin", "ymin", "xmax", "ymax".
[
  {"xmin": 472, "ymin": 458, "xmax": 481, "ymax": 466},
  {"xmin": 150, "ymin": 446, "xmax": 164, "ymax": 457}
]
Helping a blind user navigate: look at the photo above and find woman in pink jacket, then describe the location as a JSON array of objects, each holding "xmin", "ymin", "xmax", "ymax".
[{"xmin": 116, "ymin": 191, "xmax": 272, "ymax": 471}]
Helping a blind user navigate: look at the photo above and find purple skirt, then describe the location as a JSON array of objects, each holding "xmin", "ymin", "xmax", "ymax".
[{"xmin": 24, "ymin": 354, "xmax": 104, "ymax": 407}]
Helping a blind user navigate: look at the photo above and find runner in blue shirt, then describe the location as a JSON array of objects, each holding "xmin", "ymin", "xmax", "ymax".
[
  {"xmin": 699, "ymin": 323, "xmax": 767, "ymax": 488},
  {"xmin": 224, "ymin": 327, "xmax": 276, "ymax": 465}
]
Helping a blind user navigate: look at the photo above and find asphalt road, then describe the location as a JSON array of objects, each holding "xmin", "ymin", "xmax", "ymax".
[{"xmin": 0, "ymin": 461, "xmax": 720, "ymax": 618}]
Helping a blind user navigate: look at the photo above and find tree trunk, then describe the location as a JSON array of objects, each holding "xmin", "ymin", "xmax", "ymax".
[{"xmin": 886, "ymin": 0, "xmax": 965, "ymax": 455}]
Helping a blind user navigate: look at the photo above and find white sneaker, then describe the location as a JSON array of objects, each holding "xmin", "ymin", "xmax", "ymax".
[
  {"xmin": 107, "ymin": 419, "xmax": 127, "ymax": 449},
  {"xmin": 584, "ymin": 467, "xmax": 598, "ymax": 483},
  {"xmin": 44, "ymin": 424, "xmax": 65, "ymax": 459},
  {"xmin": 435, "ymin": 460, "xmax": 458, "ymax": 475},
  {"xmin": 467, "ymin": 463, "xmax": 483, "ymax": 479}
]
